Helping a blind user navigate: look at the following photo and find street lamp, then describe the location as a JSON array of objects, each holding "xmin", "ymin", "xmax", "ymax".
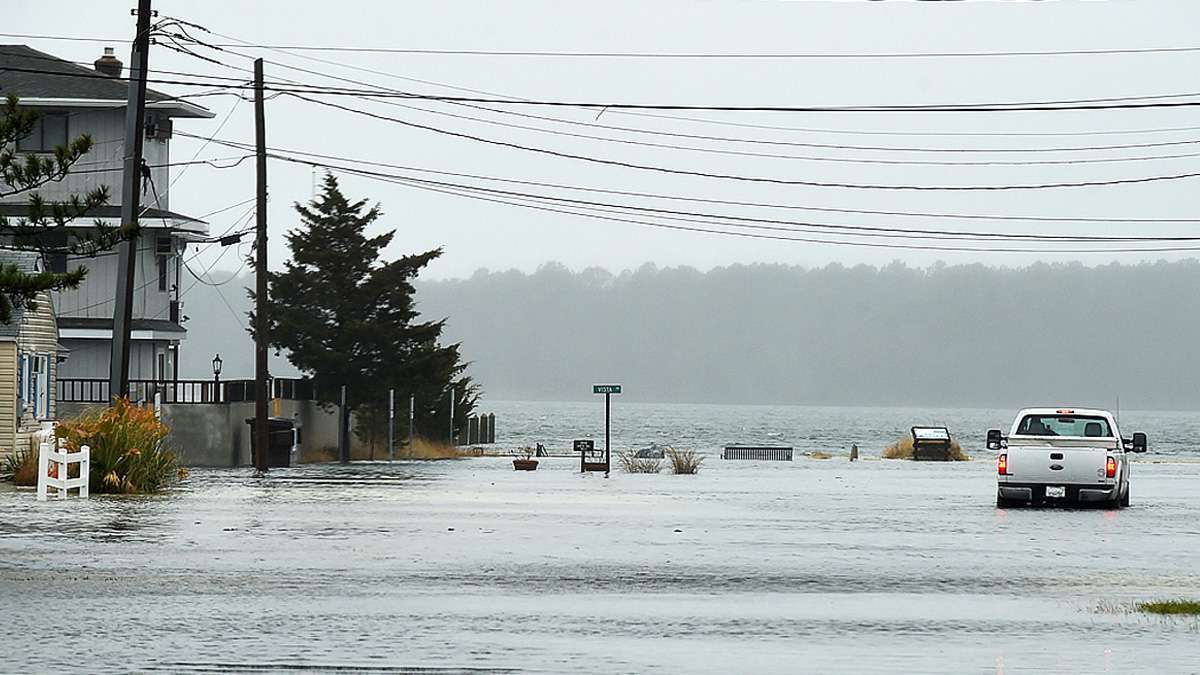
[{"xmin": 212, "ymin": 353, "xmax": 223, "ymax": 403}]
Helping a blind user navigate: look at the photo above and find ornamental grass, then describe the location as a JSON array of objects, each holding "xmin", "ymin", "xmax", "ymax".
[
  {"xmin": 55, "ymin": 398, "xmax": 184, "ymax": 494},
  {"xmin": 666, "ymin": 447, "xmax": 703, "ymax": 475},
  {"xmin": 882, "ymin": 436, "xmax": 970, "ymax": 461}
]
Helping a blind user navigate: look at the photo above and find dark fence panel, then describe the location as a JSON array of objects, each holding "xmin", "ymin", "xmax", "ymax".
[{"xmin": 722, "ymin": 446, "xmax": 794, "ymax": 461}]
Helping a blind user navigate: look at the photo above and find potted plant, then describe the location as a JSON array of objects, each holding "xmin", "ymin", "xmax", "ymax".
[{"xmin": 513, "ymin": 446, "xmax": 539, "ymax": 471}]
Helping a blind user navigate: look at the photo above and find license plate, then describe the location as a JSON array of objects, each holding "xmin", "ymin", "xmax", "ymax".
[{"xmin": 1045, "ymin": 486, "xmax": 1066, "ymax": 498}]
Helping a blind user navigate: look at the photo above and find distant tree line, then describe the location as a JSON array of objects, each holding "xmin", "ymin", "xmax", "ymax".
[{"xmin": 416, "ymin": 260, "xmax": 1200, "ymax": 410}]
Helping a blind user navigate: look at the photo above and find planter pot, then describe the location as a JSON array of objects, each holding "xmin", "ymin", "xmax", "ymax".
[{"xmin": 513, "ymin": 458, "xmax": 539, "ymax": 471}]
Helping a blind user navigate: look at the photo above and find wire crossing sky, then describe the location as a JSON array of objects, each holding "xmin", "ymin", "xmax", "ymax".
[{"xmin": 8, "ymin": 0, "xmax": 1200, "ymax": 278}]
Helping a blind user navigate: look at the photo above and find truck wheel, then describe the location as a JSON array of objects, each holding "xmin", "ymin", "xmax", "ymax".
[{"xmin": 1121, "ymin": 485, "xmax": 1130, "ymax": 508}]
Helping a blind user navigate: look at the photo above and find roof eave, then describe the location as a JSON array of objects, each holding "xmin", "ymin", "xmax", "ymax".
[{"xmin": 15, "ymin": 97, "xmax": 215, "ymax": 119}]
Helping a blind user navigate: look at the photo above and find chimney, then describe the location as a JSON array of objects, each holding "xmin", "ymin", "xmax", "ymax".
[{"xmin": 94, "ymin": 47, "xmax": 123, "ymax": 77}]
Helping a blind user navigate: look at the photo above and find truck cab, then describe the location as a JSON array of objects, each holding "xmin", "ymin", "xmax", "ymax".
[{"xmin": 988, "ymin": 408, "xmax": 1147, "ymax": 508}]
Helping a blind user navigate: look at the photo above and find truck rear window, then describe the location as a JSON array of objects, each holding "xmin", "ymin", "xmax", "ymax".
[{"xmin": 1016, "ymin": 415, "xmax": 1111, "ymax": 437}]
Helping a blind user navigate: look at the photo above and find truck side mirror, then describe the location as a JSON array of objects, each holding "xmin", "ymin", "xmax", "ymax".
[
  {"xmin": 986, "ymin": 429, "xmax": 1004, "ymax": 451},
  {"xmin": 1131, "ymin": 432, "xmax": 1148, "ymax": 453}
]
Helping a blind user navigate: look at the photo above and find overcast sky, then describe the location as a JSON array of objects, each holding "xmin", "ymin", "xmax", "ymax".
[{"xmin": 9, "ymin": 1, "xmax": 1200, "ymax": 280}]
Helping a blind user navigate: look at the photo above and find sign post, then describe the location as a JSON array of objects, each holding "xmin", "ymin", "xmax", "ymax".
[{"xmin": 592, "ymin": 384, "xmax": 622, "ymax": 477}]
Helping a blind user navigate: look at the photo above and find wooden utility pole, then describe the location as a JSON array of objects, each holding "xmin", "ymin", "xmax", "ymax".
[
  {"xmin": 253, "ymin": 58, "xmax": 269, "ymax": 473},
  {"xmin": 108, "ymin": 0, "xmax": 154, "ymax": 404}
]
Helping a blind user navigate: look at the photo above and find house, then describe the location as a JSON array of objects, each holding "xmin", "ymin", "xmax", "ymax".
[
  {"xmin": 0, "ymin": 44, "xmax": 214, "ymax": 390},
  {"xmin": 0, "ymin": 250, "xmax": 63, "ymax": 458}
]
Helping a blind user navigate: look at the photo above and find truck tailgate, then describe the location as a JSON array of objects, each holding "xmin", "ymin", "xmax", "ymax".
[{"xmin": 1005, "ymin": 438, "xmax": 1114, "ymax": 485}]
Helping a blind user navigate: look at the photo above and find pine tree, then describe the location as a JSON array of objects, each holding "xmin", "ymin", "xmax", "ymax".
[
  {"xmin": 268, "ymin": 174, "xmax": 478, "ymax": 449},
  {"xmin": 0, "ymin": 94, "xmax": 123, "ymax": 323}
]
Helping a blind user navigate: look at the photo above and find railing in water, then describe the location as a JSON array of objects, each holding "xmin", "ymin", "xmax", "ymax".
[
  {"xmin": 722, "ymin": 445, "xmax": 794, "ymax": 461},
  {"xmin": 57, "ymin": 378, "xmax": 318, "ymax": 404}
]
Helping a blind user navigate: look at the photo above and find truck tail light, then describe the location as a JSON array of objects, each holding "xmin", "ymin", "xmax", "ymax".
[
  {"xmin": 998, "ymin": 454, "xmax": 1008, "ymax": 475},
  {"xmin": 1106, "ymin": 456, "xmax": 1117, "ymax": 478}
]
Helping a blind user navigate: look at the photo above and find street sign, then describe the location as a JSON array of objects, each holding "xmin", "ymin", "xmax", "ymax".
[{"xmin": 593, "ymin": 384, "xmax": 622, "ymax": 394}]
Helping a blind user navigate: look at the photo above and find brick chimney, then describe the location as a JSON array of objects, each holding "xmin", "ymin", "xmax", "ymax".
[{"xmin": 94, "ymin": 47, "xmax": 122, "ymax": 77}]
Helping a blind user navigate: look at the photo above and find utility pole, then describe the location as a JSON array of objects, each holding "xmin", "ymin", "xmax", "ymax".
[
  {"xmin": 408, "ymin": 394, "xmax": 415, "ymax": 451},
  {"xmin": 253, "ymin": 58, "xmax": 269, "ymax": 473},
  {"xmin": 388, "ymin": 388, "xmax": 395, "ymax": 461},
  {"xmin": 107, "ymin": 0, "xmax": 153, "ymax": 404}
]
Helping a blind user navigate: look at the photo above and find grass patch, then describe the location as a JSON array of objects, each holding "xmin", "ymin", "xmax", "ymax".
[
  {"xmin": 882, "ymin": 436, "xmax": 970, "ymax": 461},
  {"xmin": 808, "ymin": 451, "xmax": 833, "ymax": 460},
  {"xmin": 618, "ymin": 451, "xmax": 662, "ymax": 473},
  {"xmin": 1138, "ymin": 600, "xmax": 1200, "ymax": 616},
  {"xmin": 400, "ymin": 437, "xmax": 467, "ymax": 460},
  {"xmin": 666, "ymin": 447, "xmax": 703, "ymax": 475}
]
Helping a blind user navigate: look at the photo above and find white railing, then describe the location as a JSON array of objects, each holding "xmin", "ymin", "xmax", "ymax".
[{"xmin": 37, "ymin": 438, "xmax": 90, "ymax": 500}]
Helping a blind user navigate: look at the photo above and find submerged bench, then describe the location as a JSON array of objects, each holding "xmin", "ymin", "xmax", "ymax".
[{"xmin": 722, "ymin": 445, "xmax": 793, "ymax": 461}]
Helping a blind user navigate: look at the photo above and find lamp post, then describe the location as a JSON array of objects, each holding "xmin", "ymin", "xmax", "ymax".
[{"xmin": 212, "ymin": 353, "xmax": 223, "ymax": 403}]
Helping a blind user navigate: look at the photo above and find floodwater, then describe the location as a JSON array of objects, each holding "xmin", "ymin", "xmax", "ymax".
[
  {"xmin": 3, "ymin": 457, "xmax": 1199, "ymax": 674},
  {"xmin": 486, "ymin": 400, "xmax": 1200, "ymax": 458}
]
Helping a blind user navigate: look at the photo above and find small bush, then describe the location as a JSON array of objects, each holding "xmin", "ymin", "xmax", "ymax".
[
  {"xmin": 55, "ymin": 398, "xmax": 183, "ymax": 494},
  {"xmin": 808, "ymin": 451, "xmax": 833, "ymax": 460},
  {"xmin": 618, "ymin": 451, "xmax": 662, "ymax": 473},
  {"xmin": 882, "ymin": 436, "xmax": 970, "ymax": 461},
  {"xmin": 666, "ymin": 447, "xmax": 703, "ymax": 474},
  {"xmin": 4, "ymin": 438, "xmax": 39, "ymax": 486},
  {"xmin": 1138, "ymin": 600, "xmax": 1200, "ymax": 616},
  {"xmin": 400, "ymin": 437, "xmax": 467, "ymax": 460}
]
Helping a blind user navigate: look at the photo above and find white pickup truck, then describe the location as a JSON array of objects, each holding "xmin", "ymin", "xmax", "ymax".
[{"xmin": 988, "ymin": 408, "xmax": 1147, "ymax": 508}]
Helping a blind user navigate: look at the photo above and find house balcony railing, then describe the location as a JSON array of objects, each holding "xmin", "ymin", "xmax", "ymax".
[{"xmin": 56, "ymin": 377, "xmax": 318, "ymax": 405}]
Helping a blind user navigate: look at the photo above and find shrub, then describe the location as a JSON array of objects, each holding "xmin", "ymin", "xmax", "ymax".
[
  {"xmin": 808, "ymin": 451, "xmax": 833, "ymax": 460},
  {"xmin": 618, "ymin": 451, "xmax": 662, "ymax": 473},
  {"xmin": 882, "ymin": 436, "xmax": 970, "ymax": 461},
  {"xmin": 55, "ymin": 398, "xmax": 183, "ymax": 494},
  {"xmin": 400, "ymin": 437, "xmax": 467, "ymax": 460},
  {"xmin": 4, "ymin": 437, "xmax": 39, "ymax": 486},
  {"xmin": 1137, "ymin": 600, "xmax": 1200, "ymax": 616},
  {"xmin": 666, "ymin": 447, "xmax": 703, "ymax": 474}
]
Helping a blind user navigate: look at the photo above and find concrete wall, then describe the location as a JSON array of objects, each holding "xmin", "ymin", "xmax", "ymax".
[{"xmin": 59, "ymin": 399, "xmax": 371, "ymax": 467}]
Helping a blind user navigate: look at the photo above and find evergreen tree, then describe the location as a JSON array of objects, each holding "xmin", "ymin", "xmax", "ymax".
[
  {"xmin": 267, "ymin": 174, "xmax": 477, "ymax": 450},
  {"xmin": 0, "ymin": 94, "xmax": 125, "ymax": 323}
]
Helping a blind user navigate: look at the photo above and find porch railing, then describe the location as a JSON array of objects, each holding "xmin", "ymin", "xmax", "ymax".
[{"xmin": 56, "ymin": 378, "xmax": 318, "ymax": 405}]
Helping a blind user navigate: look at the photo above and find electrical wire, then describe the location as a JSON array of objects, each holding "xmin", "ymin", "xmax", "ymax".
[
  {"xmin": 11, "ymin": 29, "xmax": 1200, "ymax": 59},
  {"xmin": 176, "ymin": 131, "xmax": 1200, "ymax": 225},
  {"xmin": 167, "ymin": 44, "xmax": 1200, "ymax": 159},
  {"xmin": 286, "ymin": 94, "xmax": 1200, "ymax": 191},
  {"xmin": 11, "ymin": 63, "xmax": 1200, "ymax": 113}
]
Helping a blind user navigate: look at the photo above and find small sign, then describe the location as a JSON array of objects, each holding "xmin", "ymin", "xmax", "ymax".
[
  {"xmin": 574, "ymin": 439, "xmax": 595, "ymax": 453},
  {"xmin": 593, "ymin": 384, "xmax": 622, "ymax": 394},
  {"xmin": 911, "ymin": 426, "xmax": 951, "ymax": 442}
]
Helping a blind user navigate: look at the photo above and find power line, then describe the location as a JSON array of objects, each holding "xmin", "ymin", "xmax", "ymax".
[
  {"xmin": 281, "ymin": 154, "xmax": 1200, "ymax": 244},
  {"xmin": 170, "ymin": 44, "xmax": 1200, "ymax": 159},
  {"xmin": 365, "ymin": 173, "xmax": 1200, "ymax": 255},
  {"xmin": 177, "ymin": 131, "xmax": 1200, "ymax": 225},
  {"xmin": 190, "ymin": 27, "xmax": 1200, "ymax": 140},
  {"xmin": 12, "ymin": 63, "xmax": 1200, "ymax": 113},
  {"xmin": 12, "ymin": 29, "xmax": 1200, "ymax": 59},
  {"xmin": 286, "ymin": 94, "xmax": 1200, "ymax": 191}
]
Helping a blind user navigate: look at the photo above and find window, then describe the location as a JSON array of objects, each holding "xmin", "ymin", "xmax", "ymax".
[
  {"xmin": 158, "ymin": 255, "xmax": 169, "ymax": 292},
  {"xmin": 1017, "ymin": 414, "xmax": 1112, "ymax": 438},
  {"xmin": 16, "ymin": 113, "xmax": 69, "ymax": 152}
]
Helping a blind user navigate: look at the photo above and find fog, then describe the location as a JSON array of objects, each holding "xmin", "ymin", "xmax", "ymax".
[{"xmin": 181, "ymin": 259, "xmax": 1200, "ymax": 411}]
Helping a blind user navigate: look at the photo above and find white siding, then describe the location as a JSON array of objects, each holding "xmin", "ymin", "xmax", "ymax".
[
  {"xmin": 0, "ymin": 108, "xmax": 171, "ymax": 208},
  {"xmin": 54, "ymin": 235, "xmax": 178, "ymax": 320}
]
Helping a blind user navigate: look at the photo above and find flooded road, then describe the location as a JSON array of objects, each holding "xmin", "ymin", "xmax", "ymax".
[{"xmin": 3, "ymin": 457, "xmax": 1199, "ymax": 673}]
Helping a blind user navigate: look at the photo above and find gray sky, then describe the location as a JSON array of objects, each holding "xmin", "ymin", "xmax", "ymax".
[{"xmin": 9, "ymin": 0, "xmax": 1200, "ymax": 280}]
